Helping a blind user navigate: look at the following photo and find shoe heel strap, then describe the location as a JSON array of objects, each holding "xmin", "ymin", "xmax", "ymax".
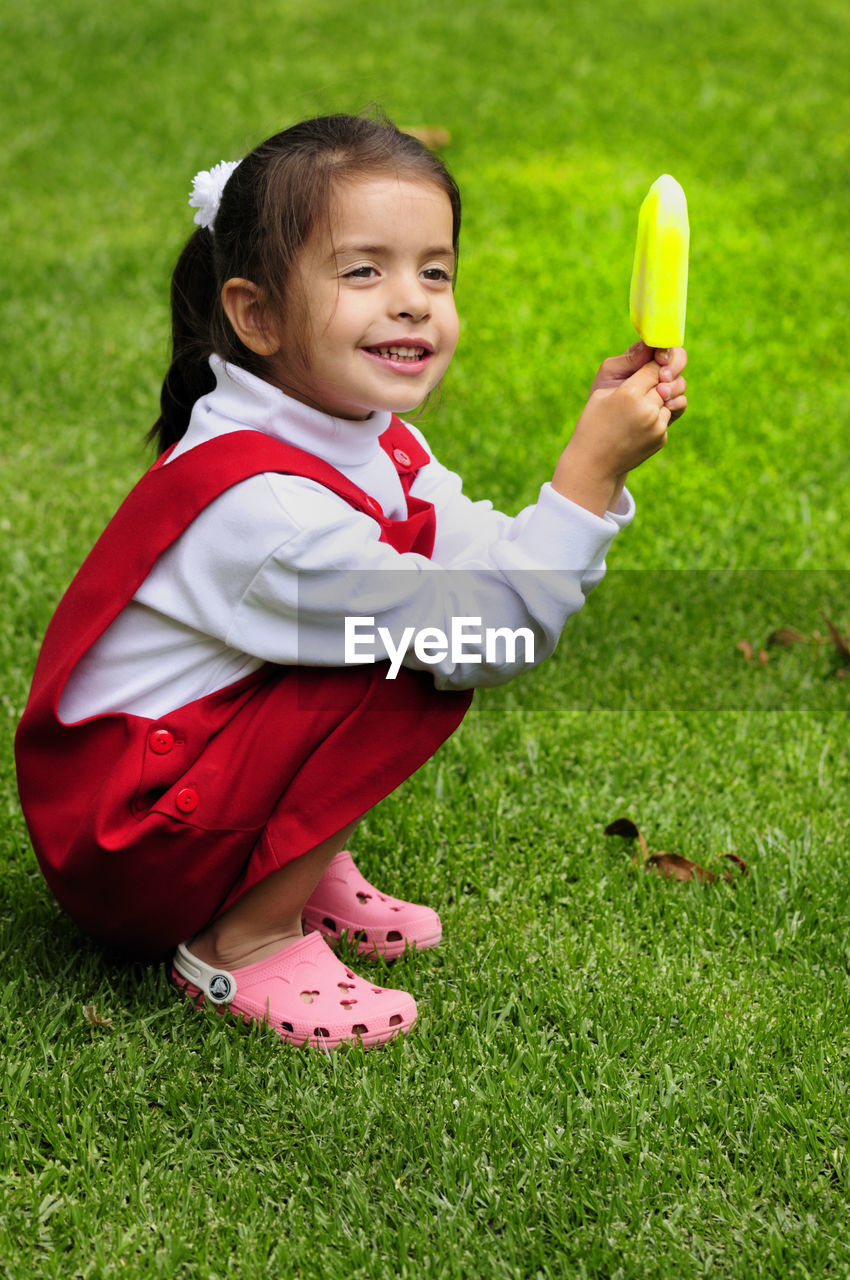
[{"xmin": 173, "ymin": 943, "xmax": 236, "ymax": 1005}]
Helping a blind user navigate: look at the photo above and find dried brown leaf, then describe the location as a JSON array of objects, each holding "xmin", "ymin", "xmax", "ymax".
[
  {"xmin": 766, "ymin": 627, "xmax": 809, "ymax": 647},
  {"xmin": 604, "ymin": 818, "xmax": 649, "ymax": 864},
  {"xmin": 605, "ymin": 819, "xmax": 749, "ymax": 888},
  {"xmin": 736, "ymin": 639, "xmax": 754, "ymax": 661},
  {"xmin": 604, "ymin": 817, "xmax": 640, "ymax": 840},
  {"xmin": 758, "ymin": 649, "xmax": 770, "ymax": 665},
  {"xmin": 648, "ymin": 852, "xmax": 716, "ymax": 882},
  {"xmin": 823, "ymin": 617, "xmax": 850, "ymax": 663},
  {"xmin": 721, "ymin": 853, "xmax": 749, "ymax": 879},
  {"xmin": 82, "ymin": 1004, "xmax": 113, "ymax": 1029}
]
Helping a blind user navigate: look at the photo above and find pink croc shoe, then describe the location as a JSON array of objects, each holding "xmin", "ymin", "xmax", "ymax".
[
  {"xmin": 302, "ymin": 850, "xmax": 442, "ymax": 959},
  {"xmin": 171, "ymin": 932, "xmax": 417, "ymax": 1050}
]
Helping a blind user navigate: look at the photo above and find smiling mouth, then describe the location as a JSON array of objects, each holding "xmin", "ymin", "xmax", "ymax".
[{"xmin": 364, "ymin": 344, "xmax": 431, "ymax": 362}]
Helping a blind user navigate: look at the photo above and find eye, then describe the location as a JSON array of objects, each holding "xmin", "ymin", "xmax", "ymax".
[
  {"xmin": 343, "ymin": 265, "xmax": 378, "ymax": 279},
  {"xmin": 421, "ymin": 267, "xmax": 452, "ymax": 283}
]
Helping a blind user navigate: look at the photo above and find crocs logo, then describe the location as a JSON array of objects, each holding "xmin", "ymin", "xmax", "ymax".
[{"xmin": 209, "ymin": 974, "xmax": 232, "ymax": 1002}]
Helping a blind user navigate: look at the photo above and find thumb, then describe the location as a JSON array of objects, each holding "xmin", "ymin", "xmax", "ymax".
[
  {"xmin": 600, "ymin": 340, "xmax": 653, "ymax": 381},
  {"xmin": 624, "ymin": 355, "xmax": 664, "ymax": 393}
]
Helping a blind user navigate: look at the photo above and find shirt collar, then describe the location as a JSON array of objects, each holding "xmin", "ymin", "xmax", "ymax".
[{"xmin": 191, "ymin": 355, "xmax": 393, "ymax": 468}]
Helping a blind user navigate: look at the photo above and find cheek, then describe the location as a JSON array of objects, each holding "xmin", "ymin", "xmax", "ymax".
[
  {"xmin": 323, "ymin": 295, "xmax": 367, "ymax": 345},
  {"xmin": 444, "ymin": 307, "xmax": 460, "ymax": 358}
]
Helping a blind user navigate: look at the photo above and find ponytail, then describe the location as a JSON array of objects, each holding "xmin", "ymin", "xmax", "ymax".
[{"xmin": 148, "ymin": 230, "xmax": 218, "ymax": 454}]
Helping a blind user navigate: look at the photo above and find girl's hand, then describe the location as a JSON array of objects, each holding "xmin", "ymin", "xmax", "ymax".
[
  {"xmin": 552, "ymin": 341, "xmax": 687, "ymax": 516},
  {"xmin": 592, "ymin": 342, "xmax": 688, "ymax": 421}
]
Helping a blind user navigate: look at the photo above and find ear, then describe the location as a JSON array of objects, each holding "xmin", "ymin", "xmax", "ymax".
[{"xmin": 220, "ymin": 278, "xmax": 281, "ymax": 356}]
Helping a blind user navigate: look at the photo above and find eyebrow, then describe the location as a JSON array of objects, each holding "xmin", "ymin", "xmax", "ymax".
[{"xmin": 331, "ymin": 243, "xmax": 456, "ymax": 261}]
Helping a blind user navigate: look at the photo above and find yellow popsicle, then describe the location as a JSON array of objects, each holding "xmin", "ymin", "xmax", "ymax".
[{"xmin": 629, "ymin": 174, "xmax": 689, "ymax": 348}]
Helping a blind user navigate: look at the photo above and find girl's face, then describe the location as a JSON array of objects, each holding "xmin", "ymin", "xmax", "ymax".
[{"xmin": 270, "ymin": 176, "xmax": 459, "ymax": 420}]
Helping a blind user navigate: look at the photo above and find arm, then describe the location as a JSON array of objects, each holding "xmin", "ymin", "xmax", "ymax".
[{"xmin": 404, "ymin": 423, "xmax": 634, "ymax": 579}]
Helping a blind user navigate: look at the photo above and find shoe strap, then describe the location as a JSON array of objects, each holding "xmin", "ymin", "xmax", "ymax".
[{"xmin": 173, "ymin": 942, "xmax": 236, "ymax": 1005}]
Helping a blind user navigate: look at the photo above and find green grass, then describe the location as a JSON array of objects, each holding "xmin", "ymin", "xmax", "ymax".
[{"xmin": 2, "ymin": 0, "xmax": 850, "ymax": 1276}]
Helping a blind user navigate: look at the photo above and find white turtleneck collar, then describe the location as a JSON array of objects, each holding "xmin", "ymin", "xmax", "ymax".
[{"xmin": 171, "ymin": 355, "xmax": 394, "ymax": 469}]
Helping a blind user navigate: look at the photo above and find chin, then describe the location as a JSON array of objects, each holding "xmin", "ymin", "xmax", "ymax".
[{"xmin": 392, "ymin": 387, "xmax": 437, "ymax": 415}]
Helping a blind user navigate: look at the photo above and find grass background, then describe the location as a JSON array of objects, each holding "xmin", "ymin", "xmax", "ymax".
[{"xmin": 2, "ymin": 0, "xmax": 850, "ymax": 1276}]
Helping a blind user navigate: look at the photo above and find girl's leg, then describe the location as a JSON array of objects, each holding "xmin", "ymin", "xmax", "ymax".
[{"xmin": 189, "ymin": 819, "xmax": 360, "ymax": 970}]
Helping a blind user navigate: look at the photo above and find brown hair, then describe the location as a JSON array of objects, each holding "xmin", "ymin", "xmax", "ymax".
[{"xmin": 150, "ymin": 113, "xmax": 462, "ymax": 453}]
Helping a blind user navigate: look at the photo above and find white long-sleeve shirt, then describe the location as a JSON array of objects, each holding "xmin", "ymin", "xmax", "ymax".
[{"xmin": 59, "ymin": 357, "xmax": 634, "ymax": 723}]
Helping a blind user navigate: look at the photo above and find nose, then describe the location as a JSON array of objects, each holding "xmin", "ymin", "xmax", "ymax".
[{"xmin": 391, "ymin": 273, "xmax": 430, "ymax": 323}]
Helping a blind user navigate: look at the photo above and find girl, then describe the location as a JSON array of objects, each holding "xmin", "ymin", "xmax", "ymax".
[{"xmin": 15, "ymin": 114, "xmax": 686, "ymax": 1051}]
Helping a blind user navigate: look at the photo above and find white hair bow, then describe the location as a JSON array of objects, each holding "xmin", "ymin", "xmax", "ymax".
[{"xmin": 188, "ymin": 159, "xmax": 242, "ymax": 231}]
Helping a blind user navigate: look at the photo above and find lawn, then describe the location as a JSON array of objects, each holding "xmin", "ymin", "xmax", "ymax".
[{"xmin": 2, "ymin": 0, "xmax": 850, "ymax": 1276}]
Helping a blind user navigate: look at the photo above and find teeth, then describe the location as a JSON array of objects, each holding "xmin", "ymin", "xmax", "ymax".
[{"xmin": 371, "ymin": 345, "xmax": 426, "ymax": 361}]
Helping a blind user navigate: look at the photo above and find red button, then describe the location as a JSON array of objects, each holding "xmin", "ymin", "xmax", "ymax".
[
  {"xmin": 364, "ymin": 496, "xmax": 383, "ymax": 517},
  {"xmin": 149, "ymin": 728, "xmax": 174, "ymax": 755},
  {"xmin": 392, "ymin": 448, "xmax": 411, "ymax": 468},
  {"xmin": 175, "ymin": 787, "xmax": 199, "ymax": 813}
]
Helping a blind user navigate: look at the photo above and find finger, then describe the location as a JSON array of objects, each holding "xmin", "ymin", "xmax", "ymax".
[
  {"xmin": 658, "ymin": 375, "xmax": 687, "ymax": 402},
  {"xmin": 657, "ymin": 346, "xmax": 687, "ymax": 380},
  {"xmin": 667, "ymin": 395, "xmax": 688, "ymax": 420}
]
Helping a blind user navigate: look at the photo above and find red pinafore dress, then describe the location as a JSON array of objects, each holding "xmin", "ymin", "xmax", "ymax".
[{"xmin": 15, "ymin": 420, "xmax": 472, "ymax": 960}]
